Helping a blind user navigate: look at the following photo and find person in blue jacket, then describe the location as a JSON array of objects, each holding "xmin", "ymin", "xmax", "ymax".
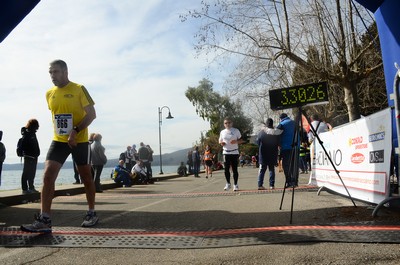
[
  {"xmin": 277, "ymin": 113, "xmax": 296, "ymax": 187},
  {"xmin": 112, "ymin": 160, "xmax": 132, "ymax": 187}
]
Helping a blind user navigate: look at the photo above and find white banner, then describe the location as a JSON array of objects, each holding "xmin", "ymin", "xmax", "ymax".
[{"xmin": 313, "ymin": 108, "xmax": 392, "ymax": 204}]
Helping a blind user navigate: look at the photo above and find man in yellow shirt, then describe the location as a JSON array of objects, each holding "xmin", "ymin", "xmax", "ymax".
[{"xmin": 21, "ymin": 60, "xmax": 98, "ymax": 233}]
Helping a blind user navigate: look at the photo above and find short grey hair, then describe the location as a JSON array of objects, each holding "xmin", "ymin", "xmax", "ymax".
[{"xmin": 50, "ymin": 59, "xmax": 68, "ymax": 71}]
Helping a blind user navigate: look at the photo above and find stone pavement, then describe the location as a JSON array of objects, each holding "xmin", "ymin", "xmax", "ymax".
[{"xmin": 1, "ymin": 166, "xmax": 400, "ymax": 264}]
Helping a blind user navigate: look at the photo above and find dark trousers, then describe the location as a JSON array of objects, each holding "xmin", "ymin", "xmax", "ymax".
[
  {"xmin": 0, "ymin": 162, "xmax": 3, "ymax": 183},
  {"xmin": 223, "ymin": 154, "xmax": 239, "ymax": 185},
  {"xmin": 115, "ymin": 174, "xmax": 131, "ymax": 187},
  {"xmin": 21, "ymin": 156, "xmax": 38, "ymax": 191},
  {"xmin": 299, "ymin": 156, "xmax": 308, "ymax": 172},
  {"xmin": 193, "ymin": 160, "xmax": 200, "ymax": 177},
  {"xmin": 92, "ymin": 165, "xmax": 104, "ymax": 191},
  {"xmin": 143, "ymin": 161, "xmax": 152, "ymax": 177},
  {"xmin": 281, "ymin": 149, "xmax": 293, "ymax": 185},
  {"xmin": 258, "ymin": 163, "xmax": 276, "ymax": 187},
  {"xmin": 281, "ymin": 149, "xmax": 299, "ymax": 186}
]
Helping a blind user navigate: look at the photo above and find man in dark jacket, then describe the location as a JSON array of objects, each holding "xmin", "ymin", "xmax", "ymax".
[
  {"xmin": 0, "ymin": 130, "xmax": 6, "ymax": 183},
  {"xmin": 20, "ymin": 119, "xmax": 40, "ymax": 194},
  {"xmin": 138, "ymin": 142, "xmax": 152, "ymax": 177},
  {"xmin": 257, "ymin": 118, "xmax": 282, "ymax": 189}
]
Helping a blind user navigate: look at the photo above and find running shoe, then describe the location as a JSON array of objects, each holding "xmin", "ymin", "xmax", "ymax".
[
  {"xmin": 81, "ymin": 211, "xmax": 99, "ymax": 227},
  {"xmin": 224, "ymin": 183, "xmax": 231, "ymax": 191},
  {"xmin": 20, "ymin": 214, "xmax": 52, "ymax": 233},
  {"xmin": 233, "ymin": 185, "xmax": 239, "ymax": 191}
]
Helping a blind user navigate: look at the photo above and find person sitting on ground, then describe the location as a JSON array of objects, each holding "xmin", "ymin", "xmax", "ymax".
[
  {"xmin": 177, "ymin": 161, "xmax": 188, "ymax": 176},
  {"xmin": 239, "ymin": 153, "xmax": 246, "ymax": 167},
  {"xmin": 112, "ymin": 160, "xmax": 132, "ymax": 187},
  {"xmin": 131, "ymin": 160, "xmax": 151, "ymax": 184}
]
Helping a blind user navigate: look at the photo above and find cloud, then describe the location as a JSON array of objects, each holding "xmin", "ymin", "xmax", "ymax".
[{"xmin": 0, "ymin": 0, "xmax": 215, "ymax": 163}]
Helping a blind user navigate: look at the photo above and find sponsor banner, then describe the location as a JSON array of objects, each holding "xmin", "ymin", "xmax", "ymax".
[{"xmin": 314, "ymin": 108, "xmax": 391, "ymax": 204}]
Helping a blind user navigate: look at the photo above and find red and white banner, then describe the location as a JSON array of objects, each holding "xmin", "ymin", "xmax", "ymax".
[{"xmin": 313, "ymin": 108, "xmax": 392, "ymax": 204}]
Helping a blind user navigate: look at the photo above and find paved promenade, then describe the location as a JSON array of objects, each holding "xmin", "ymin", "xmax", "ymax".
[{"xmin": 1, "ymin": 166, "xmax": 400, "ymax": 264}]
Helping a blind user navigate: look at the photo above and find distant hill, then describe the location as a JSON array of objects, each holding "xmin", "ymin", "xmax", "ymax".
[{"xmin": 2, "ymin": 148, "xmax": 192, "ymax": 171}]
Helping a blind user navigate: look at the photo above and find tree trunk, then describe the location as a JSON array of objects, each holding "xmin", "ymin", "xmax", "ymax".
[{"xmin": 343, "ymin": 81, "xmax": 361, "ymax": 122}]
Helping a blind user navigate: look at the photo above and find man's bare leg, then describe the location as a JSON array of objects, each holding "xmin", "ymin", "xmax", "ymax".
[
  {"xmin": 41, "ymin": 160, "xmax": 63, "ymax": 215},
  {"xmin": 78, "ymin": 164, "xmax": 95, "ymax": 209}
]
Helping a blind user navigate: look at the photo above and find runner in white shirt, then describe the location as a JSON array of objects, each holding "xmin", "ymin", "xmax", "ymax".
[{"xmin": 219, "ymin": 117, "xmax": 244, "ymax": 191}]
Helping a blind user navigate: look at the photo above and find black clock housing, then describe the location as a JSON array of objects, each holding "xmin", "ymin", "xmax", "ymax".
[{"xmin": 269, "ymin": 81, "xmax": 329, "ymax": 110}]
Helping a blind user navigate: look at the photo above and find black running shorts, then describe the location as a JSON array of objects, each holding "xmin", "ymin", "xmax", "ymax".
[{"xmin": 46, "ymin": 141, "xmax": 90, "ymax": 166}]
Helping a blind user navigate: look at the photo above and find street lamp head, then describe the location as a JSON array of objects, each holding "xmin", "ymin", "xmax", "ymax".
[{"xmin": 166, "ymin": 111, "xmax": 174, "ymax": 119}]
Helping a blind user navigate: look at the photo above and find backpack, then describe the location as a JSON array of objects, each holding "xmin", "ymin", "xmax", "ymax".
[
  {"xmin": 16, "ymin": 127, "xmax": 27, "ymax": 157},
  {"xmin": 16, "ymin": 137, "xmax": 24, "ymax": 157}
]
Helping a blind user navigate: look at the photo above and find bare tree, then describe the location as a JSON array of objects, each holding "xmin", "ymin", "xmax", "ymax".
[{"xmin": 183, "ymin": 0, "xmax": 385, "ymax": 124}]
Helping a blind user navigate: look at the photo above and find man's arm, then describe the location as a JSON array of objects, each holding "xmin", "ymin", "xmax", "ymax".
[
  {"xmin": 77, "ymin": 104, "xmax": 97, "ymax": 131},
  {"xmin": 68, "ymin": 104, "xmax": 97, "ymax": 147}
]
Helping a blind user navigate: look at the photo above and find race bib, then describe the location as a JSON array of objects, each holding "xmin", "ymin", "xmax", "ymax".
[{"xmin": 54, "ymin": 114, "xmax": 73, "ymax": 135}]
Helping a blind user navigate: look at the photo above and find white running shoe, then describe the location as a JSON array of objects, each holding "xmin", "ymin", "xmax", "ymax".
[
  {"xmin": 233, "ymin": 185, "xmax": 239, "ymax": 191},
  {"xmin": 224, "ymin": 183, "xmax": 231, "ymax": 191}
]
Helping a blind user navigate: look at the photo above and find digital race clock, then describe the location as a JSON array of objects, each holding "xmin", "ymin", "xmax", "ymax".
[{"xmin": 269, "ymin": 81, "xmax": 329, "ymax": 110}]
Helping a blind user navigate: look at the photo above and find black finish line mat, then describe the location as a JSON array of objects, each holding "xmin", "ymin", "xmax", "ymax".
[{"xmin": 1, "ymin": 224, "xmax": 400, "ymax": 249}]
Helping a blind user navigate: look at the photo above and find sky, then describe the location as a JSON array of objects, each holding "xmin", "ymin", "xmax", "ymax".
[{"xmin": 0, "ymin": 0, "xmax": 221, "ymax": 164}]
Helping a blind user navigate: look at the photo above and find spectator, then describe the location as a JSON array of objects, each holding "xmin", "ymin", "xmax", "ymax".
[
  {"xmin": 187, "ymin": 150, "xmax": 193, "ymax": 174},
  {"xmin": 308, "ymin": 114, "xmax": 329, "ymax": 144},
  {"xmin": 0, "ymin": 131, "xmax": 5, "ymax": 182},
  {"xmin": 138, "ymin": 142, "xmax": 152, "ymax": 177},
  {"xmin": 91, "ymin": 133, "xmax": 107, "ymax": 193},
  {"xmin": 131, "ymin": 144, "xmax": 138, "ymax": 166},
  {"xmin": 177, "ymin": 161, "xmax": 188, "ymax": 176},
  {"xmin": 131, "ymin": 160, "xmax": 151, "ymax": 184},
  {"xmin": 112, "ymin": 160, "xmax": 132, "ymax": 187},
  {"xmin": 146, "ymin": 144, "xmax": 154, "ymax": 177},
  {"xmin": 124, "ymin": 146, "xmax": 134, "ymax": 171},
  {"xmin": 20, "ymin": 119, "xmax": 40, "ymax": 194},
  {"xmin": 308, "ymin": 114, "xmax": 329, "ymax": 185},
  {"xmin": 257, "ymin": 118, "xmax": 282, "ymax": 190},
  {"xmin": 192, "ymin": 146, "xmax": 201, "ymax": 177},
  {"xmin": 239, "ymin": 153, "xmax": 246, "ymax": 167},
  {"xmin": 277, "ymin": 113, "xmax": 296, "ymax": 187},
  {"xmin": 299, "ymin": 141, "xmax": 309, "ymax": 174},
  {"xmin": 72, "ymin": 158, "xmax": 81, "ymax": 184}
]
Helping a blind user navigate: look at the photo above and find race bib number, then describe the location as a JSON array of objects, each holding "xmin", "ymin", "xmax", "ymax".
[{"xmin": 54, "ymin": 114, "xmax": 73, "ymax": 135}]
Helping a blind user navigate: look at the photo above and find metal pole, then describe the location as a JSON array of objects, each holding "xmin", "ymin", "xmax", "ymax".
[{"xmin": 158, "ymin": 107, "xmax": 163, "ymax": 174}]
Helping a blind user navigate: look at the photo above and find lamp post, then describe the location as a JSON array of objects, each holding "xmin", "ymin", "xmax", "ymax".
[{"xmin": 158, "ymin": 106, "xmax": 173, "ymax": 174}]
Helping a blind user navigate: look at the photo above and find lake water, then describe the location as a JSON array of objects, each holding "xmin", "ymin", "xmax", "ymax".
[{"xmin": 0, "ymin": 165, "xmax": 179, "ymax": 191}]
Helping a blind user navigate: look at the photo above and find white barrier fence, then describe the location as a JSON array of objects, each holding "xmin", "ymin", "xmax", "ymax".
[{"xmin": 313, "ymin": 108, "xmax": 392, "ymax": 204}]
